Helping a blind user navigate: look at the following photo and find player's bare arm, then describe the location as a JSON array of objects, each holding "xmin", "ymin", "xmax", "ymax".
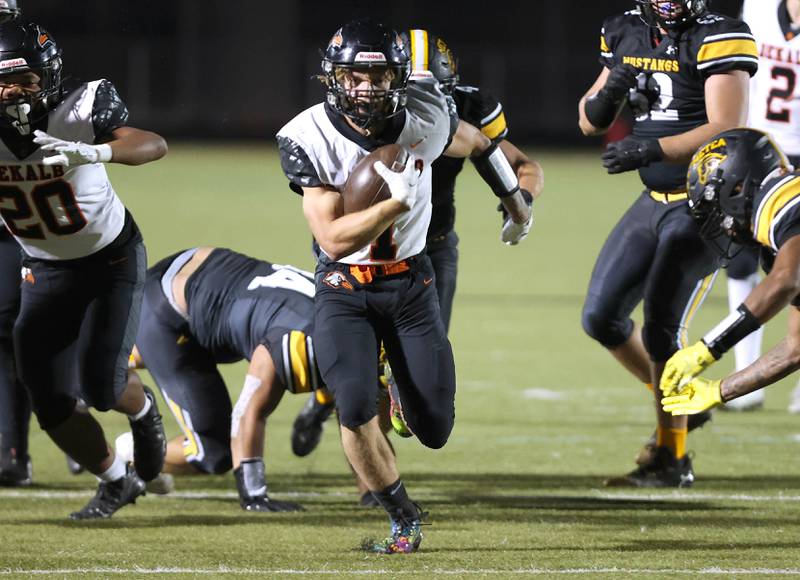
[
  {"xmin": 444, "ymin": 119, "xmax": 490, "ymax": 158},
  {"xmin": 721, "ymin": 307, "xmax": 800, "ymax": 401},
  {"xmin": 102, "ymin": 126, "xmax": 168, "ymax": 166},
  {"xmin": 301, "ymin": 185, "xmax": 407, "ymax": 261},
  {"xmin": 658, "ymin": 71, "xmax": 749, "ymax": 163},
  {"xmin": 741, "ymin": 235, "xmax": 800, "ymax": 322}
]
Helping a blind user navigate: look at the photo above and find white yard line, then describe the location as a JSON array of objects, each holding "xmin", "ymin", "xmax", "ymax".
[{"xmin": 2, "ymin": 567, "xmax": 800, "ymax": 576}]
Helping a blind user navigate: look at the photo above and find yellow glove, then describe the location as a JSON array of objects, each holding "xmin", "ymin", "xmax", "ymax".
[
  {"xmin": 660, "ymin": 341, "xmax": 716, "ymax": 396},
  {"xmin": 661, "ymin": 377, "xmax": 722, "ymax": 415}
]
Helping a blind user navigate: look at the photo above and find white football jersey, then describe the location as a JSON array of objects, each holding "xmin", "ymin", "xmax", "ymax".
[
  {"xmin": 744, "ymin": 0, "xmax": 800, "ymax": 156},
  {"xmin": 0, "ymin": 80, "xmax": 125, "ymax": 260},
  {"xmin": 277, "ymin": 78, "xmax": 452, "ymax": 265}
]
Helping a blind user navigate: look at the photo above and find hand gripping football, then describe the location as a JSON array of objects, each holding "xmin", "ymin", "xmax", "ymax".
[{"xmin": 342, "ymin": 144, "xmax": 409, "ymax": 214}]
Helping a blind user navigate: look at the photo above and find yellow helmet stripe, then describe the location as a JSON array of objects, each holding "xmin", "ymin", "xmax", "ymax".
[{"xmin": 410, "ymin": 29, "xmax": 429, "ymax": 71}]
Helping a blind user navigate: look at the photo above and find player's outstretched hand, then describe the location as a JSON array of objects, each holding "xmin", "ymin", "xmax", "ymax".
[
  {"xmin": 660, "ymin": 341, "xmax": 717, "ymax": 396},
  {"xmin": 500, "ymin": 189, "xmax": 534, "ymax": 245},
  {"xmin": 374, "ymin": 155, "xmax": 421, "ymax": 210},
  {"xmin": 601, "ymin": 136, "xmax": 663, "ymax": 174},
  {"xmin": 34, "ymin": 130, "xmax": 112, "ymax": 167},
  {"xmin": 661, "ymin": 377, "xmax": 722, "ymax": 415}
]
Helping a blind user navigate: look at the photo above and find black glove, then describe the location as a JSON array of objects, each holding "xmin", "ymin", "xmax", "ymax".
[
  {"xmin": 497, "ymin": 188, "xmax": 534, "ymax": 223},
  {"xmin": 598, "ymin": 64, "xmax": 639, "ymax": 104},
  {"xmin": 601, "ymin": 136, "xmax": 664, "ymax": 174}
]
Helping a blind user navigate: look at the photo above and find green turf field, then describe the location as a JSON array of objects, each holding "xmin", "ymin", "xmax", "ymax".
[{"xmin": 2, "ymin": 146, "xmax": 800, "ymax": 578}]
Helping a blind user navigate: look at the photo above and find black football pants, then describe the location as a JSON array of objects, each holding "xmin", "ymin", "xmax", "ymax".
[
  {"xmin": 314, "ymin": 254, "xmax": 456, "ymax": 449},
  {"xmin": 427, "ymin": 230, "xmax": 459, "ymax": 333},
  {"xmin": 0, "ymin": 231, "xmax": 29, "ymax": 455},
  {"xmin": 582, "ymin": 192, "xmax": 720, "ymax": 362},
  {"xmin": 13, "ymin": 236, "xmax": 146, "ymax": 430}
]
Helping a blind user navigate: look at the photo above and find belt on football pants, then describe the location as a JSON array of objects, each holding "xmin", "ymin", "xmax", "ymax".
[
  {"xmin": 349, "ymin": 260, "xmax": 411, "ymax": 284},
  {"xmin": 649, "ymin": 189, "xmax": 688, "ymax": 204}
]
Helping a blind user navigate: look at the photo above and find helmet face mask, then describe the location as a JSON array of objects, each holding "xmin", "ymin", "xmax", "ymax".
[
  {"xmin": 322, "ymin": 19, "xmax": 410, "ymax": 132},
  {"xmin": 688, "ymin": 129, "xmax": 791, "ymax": 261},
  {"xmin": 635, "ymin": 0, "xmax": 707, "ymax": 31},
  {"xmin": 0, "ymin": 22, "xmax": 63, "ymax": 135}
]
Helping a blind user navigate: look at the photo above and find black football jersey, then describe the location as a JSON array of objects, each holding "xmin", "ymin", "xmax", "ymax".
[
  {"xmin": 183, "ymin": 249, "xmax": 316, "ymax": 364},
  {"xmin": 600, "ymin": 10, "xmax": 758, "ymax": 192},
  {"xmin": 428, "ymin": 85, "xmax": 508, "ymax": 240}
]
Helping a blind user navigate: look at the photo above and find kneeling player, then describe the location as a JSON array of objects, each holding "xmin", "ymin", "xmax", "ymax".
[
  {"xmin": 130, "ymin": 247, "xmax": 329, "ymax": 512},
  {"xmin": 660, "ymin": 129, "xmax": 800, "ymax": 412}
]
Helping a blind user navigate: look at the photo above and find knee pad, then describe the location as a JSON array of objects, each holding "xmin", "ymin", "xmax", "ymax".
[
  {"xmin": 334, "ymin": 381, "xmax": 378, "ymax": 430},
  {"xmin": 33, "ymin": 393, "xmax": 77, "ymax": 431},
  {"xmin": 641, "ymin": 322, "xmax": 677, "ymax": 362},
  {"xmin": 581, "ymin": 304, "xmax": 633, "ymax": 348}
]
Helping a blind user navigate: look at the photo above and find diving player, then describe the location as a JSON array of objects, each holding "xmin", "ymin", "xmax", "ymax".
[
  {"xmin": 129, "ymin": 247, "xmax": 320, "ymax": 512},
  {"xmin": 660, "ymin": 129, "xmax": 800, "ymax": 413},
  {"xmin": 0, "ymin": 20, "xmax": 168, "ymax": 518},
  {"xmin": 578, "ymin": 0, "xmax": 757, "ymax": 487},
  {"xmin": 740, "ymin": 0, "xmax": 800, "ymax": 412}
]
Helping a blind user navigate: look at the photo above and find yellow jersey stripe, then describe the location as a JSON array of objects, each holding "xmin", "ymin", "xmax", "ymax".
[
  {"xmin": 289, "ymin": 330, "xmax": 312, "ymax": 393},
  {"xmin": 481, "ymin": 112, "xmax": 507, "ymax": 141},
  {"xmin": 166, "ymin": 398, "xmax": 200, "ymax": 458},
  {"xmin": 410, "ymin": 29, "xmax": 428, "ymax": 72},
  {"xmin": 678, "ymin": 273, "xmax": 717, "ymax": 348},
  {"xmin": 697, "ymin": 38, "xmax": 758, "ymax": 63},
  {"xmin": 756, "ymin": 178, "xmax": 800, "ymax": 246},
  {"xmin": 600, "ymin": 35, "xmax": 610, "ymax": 54}
]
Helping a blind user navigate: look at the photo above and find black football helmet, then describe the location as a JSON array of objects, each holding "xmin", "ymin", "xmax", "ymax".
[
  {"xmin": 321, "ymin": 18, "xmax": 410, "ymax": 131},
  {"xmin": 635, "ymin": 0, "xmax": 707, "ymax": 31},
  {"xmin": 687, "ymin": 128, "xmax": 791, "ymax": 259},
  {"xmin": 401, "ymin": 29, "xmax": 459, "ymax": 94},
  {"xmin": 0, "ymin": 21, "xmax": 63, "ymax": 135},
  {"xmin": 0, "ymin": 0, "xmax": 20, "ymax": 24}
]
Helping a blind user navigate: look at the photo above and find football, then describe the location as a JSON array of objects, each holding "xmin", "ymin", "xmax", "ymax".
[{"xmin": 342, "ymin": 144, "xmax": 409, "ymax": 214}]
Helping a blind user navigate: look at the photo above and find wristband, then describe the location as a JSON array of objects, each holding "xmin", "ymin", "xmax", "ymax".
[
  {"xmin": 96, "ymin": 143, "xmax": 113, "ymax": 163},
  {"xmin": 702, "ymin": 304, "xmax": 762, "ymax": 359}
]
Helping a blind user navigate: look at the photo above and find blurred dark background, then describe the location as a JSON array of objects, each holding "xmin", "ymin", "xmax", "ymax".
[{"xmin": 19, "ymin": 0, "xmax": 746, "ymax": 144}]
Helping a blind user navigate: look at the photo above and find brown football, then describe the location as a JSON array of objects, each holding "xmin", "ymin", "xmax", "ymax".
[{"xmin": 342, "ymin": 144, "xmax": 409, "ymax": 214}]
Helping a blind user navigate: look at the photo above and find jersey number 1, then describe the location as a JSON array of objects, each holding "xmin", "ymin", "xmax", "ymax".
[{"xmin": 0, "ymin": 181, "xmax": 87, "ymax": 239}]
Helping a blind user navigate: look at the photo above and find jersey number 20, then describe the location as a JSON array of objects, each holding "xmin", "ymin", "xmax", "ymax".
[{"xmin": 0, "ymin": 181, "xmax": 86, "ymax": 239}]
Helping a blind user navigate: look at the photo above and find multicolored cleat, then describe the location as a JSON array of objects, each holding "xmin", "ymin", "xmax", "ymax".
[{"xmin": 366, "ymin": 514, "xmax": 424, "ymax": 554}]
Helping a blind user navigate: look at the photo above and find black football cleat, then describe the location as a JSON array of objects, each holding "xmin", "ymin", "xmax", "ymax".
[
  {"xmin": 129, "ymin": 386, "xmax": 166, "ymax": 482},
  {"xmin": 291, "ymin": 393, "xmax": 335, "ymax": 457},
  {"xmin": 234, "ymin": 464, "xmax": 304, "ymax": 512},
  {"xmin": 0, "ymin": 448, "xmax": 32, "ymax": 487},
  {"xmin": 69, "ymin": 464, "xmax": 146, "ymax": 520},
  {"xmin": 607, "ymin": 446, "xmax": 694, "ymax": 488}
]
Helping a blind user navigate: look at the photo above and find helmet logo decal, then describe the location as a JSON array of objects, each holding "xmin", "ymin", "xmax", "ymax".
[
  {"xmin": 0, "ymin": 57, "xmax": 27, "ymax": 70},
  {"xmin": 329, "ymin": 30, "xmax": 343, "ymax": 49},
  {"xmin": 353, "ymin": 51, "xmax": 387, "ymax": 63},
  {"xmin": 697, "ymin": 153, "xmax": 725, "ymax": 185},
  {"xmin": 436, "ymin": 38, "xmax": 456, "ymax": 72}
]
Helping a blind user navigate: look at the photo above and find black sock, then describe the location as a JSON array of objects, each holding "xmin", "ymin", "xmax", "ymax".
[{"xmin": 371, "ymin": 479, "xmax": 416, "ymax": 520}]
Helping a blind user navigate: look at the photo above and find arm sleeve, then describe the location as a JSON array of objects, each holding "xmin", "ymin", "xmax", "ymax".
[
  {"xmin": 696, "ymin": 19, "xmax": 758, "ymax": 79},
  {"xmin": 92, "ymin": 80, "xmax": 130, "ymax": 143},
  {"xmin": 276, "ymin": 135, "xmax": 323, "ymax": 196}
]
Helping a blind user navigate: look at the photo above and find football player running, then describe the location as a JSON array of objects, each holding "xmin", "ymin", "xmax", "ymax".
[
  {"xmin": 578, "ymin": 0, "xmax": 757, "ymax": 487},
  {"xmin": 661, "ymin": 129, "xmax": 800, "ymax": 414},
  {"xmin": 127, "ymin": 247, "xmax": 326, "ymax": 512},
  {"xmin": 277, "ymin": 19, "xmax": 530, "ymax": 553},
  {"xmin": 740, "ymin": 0, "xmax": 800, "ymax": 412},
  {"xmin": 0, "ymin": 20, "xmax": 168, "ymax": 518},
  {"xmin": 290, "ymin": 29, "xmax": 543, "ymax": 460}
]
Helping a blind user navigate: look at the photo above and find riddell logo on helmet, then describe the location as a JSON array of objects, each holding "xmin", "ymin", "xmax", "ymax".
[
  {"xmin": 354, "ymin": 52, "xmax": 387, "ymax": 63},
  {"xmin": 0, "ymin": 58, "xmax": 27, "ymax": 71}
]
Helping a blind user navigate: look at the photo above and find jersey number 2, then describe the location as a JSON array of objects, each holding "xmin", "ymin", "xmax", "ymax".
[
  {"xmin": 0, "ymin": 180, "xmax": 87, "ymax": 239},
  {"xmin": 766, "ymin": 66, "xmax": 796, "ymax": 123}
]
